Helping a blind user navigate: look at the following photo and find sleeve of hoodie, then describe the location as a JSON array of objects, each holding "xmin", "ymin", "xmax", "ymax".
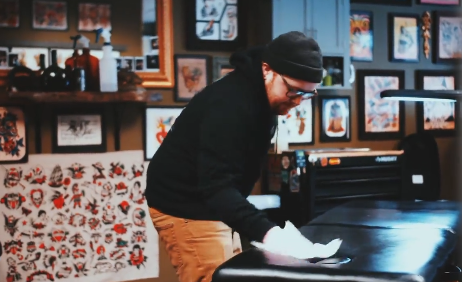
[{"xmin": 197, "ymin": 98, "xmax": 277, "ymax": 242}]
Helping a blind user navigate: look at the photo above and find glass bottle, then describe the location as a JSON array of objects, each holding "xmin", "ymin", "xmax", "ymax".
[
  {"xmin": 7, "ymin": 57, "xmax": 36, "ymax": 92},
  {"xmin": 41, "ymin": 50, "xmax": 68, "ymax": 91}
]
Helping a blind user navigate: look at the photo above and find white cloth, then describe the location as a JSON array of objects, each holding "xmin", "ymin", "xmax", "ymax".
[{"xmin": 251, "ymin": 221, "xmax": 342, "ymax": 260}]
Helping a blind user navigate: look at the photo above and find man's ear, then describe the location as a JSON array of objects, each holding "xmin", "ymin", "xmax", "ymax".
[{"xmin": 262, "ymin": 62, "xmax": 272, "ymax": 80}]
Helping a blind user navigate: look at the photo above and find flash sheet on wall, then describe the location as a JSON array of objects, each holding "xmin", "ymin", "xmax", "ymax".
[{"xmin": 0, "ymin": 150, "xmax": 159, "ymax": 282}]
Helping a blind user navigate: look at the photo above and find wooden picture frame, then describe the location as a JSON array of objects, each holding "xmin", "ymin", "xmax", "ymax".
[
  {"xmin": 350, "ymin": 10, "xmax": 374, "ymax": 62},
  {"xmin": 319, "ymin": 95, "xmax": 351, "ymax": 142},
  {"xmin": 417, "ymin": 0, "xmax": 460, "ymax": 5},
  {"xmin": 388, "ymin": 13, "xmax": 420, "ymax": 63},
  {"xmin": 415, "ymin": 70, "xmax": 459, "ymax": 137},
  {"xmin": 0, "ymin": 105, "xmax": 28, "ymax": 164},
  {"xmin": 212, "ymin": 56, "xmax": 234, "ymax": 81},
  {"xmin": 174, "ymin": 54, "xmax": 211, "ymax": 102},
  {"xmin": 32, "ymin": 1, "xmax": 68, "ymax": 31},
  {"xmin": 143, "ymin": 105, "xmax": 185, "ymax": 161},
  {"xmin": 356, "ymin": 69, "xmax": 405, "ymax": 140},
  {"xmin": 433, "ymin": 10, "xmax": 462, "ymax": 64},
  {"xmin": 185, "ymin": 0, "xmax": 246, "ymax": 51},
  {"xmin": 52, "ymin": 107, "xmax": 106, "ymax": 154},
  {"xmin": 350, "ymin": 0, "xmax": 412, "ymax": 5}
]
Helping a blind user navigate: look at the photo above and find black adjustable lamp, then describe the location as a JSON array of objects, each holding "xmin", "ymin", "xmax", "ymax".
[{"xmin": 380, "ymin": 90, "xmax": 462, "ymax": 102}]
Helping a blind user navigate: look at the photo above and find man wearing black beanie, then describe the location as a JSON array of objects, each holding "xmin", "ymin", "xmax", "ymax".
[{"xmin": 146, "ymin": 31, "xmax": 341, "ymax": 282}]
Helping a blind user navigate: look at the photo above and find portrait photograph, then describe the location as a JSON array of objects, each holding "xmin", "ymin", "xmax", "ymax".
[
  {"xmin": 32, "ymin": 1, "xmax": 68, "ymax": 30},
  {"xmin": 350, "ymin": 10, "xmax": 373, "ymax": 61},
  {"xmin": 389, "ymin": 13, "xmax": 419, "ymax": 62},
  {"xmin": 174, "ymin": 54, "xmax": 211, "ymax": 102},
  {"xmin": 320, "ymin": 96, "xmax": 351, "ymax": 142}
]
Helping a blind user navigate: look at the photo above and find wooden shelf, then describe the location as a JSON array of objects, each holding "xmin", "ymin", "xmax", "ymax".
[{"xmin": 8, "ymin": 88, "xmax": 147, "ymax": 103}]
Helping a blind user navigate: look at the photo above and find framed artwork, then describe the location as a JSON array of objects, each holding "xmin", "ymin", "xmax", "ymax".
[
  {"xmin": 350, "ymin": 10, "xmax": 374, "ymax": 62},
  {"xmin": 144, "ymin": 106, "xmax": 185, "ymax": 161},
  {"xmin": 350, "ymin": 0, "xmax": 412, "ymax": 5},
  {"xmin": 415, "ymin": 70, "xmax": 459, "ymax": 136},
  {"xmin": 388, "ymin": 13, "xmax": 420, "ymax": 63},
  {"xmin": 418, "ymin": 0, "xmax": 460, "ymax": 5},
  {"xmin": 0, "ymin": 106, "xmax": 28, "ymax": 164},
  {"xmin": 78, "ymin": 3, "xmax": 112, "ymax": 31},
  {"xmin": 186, "ymin": 0, "xmax": 246, "ymax": 51},
  {"xmin": 32, "ymin": 1, "xmax": 68, "ymax": 30},
  {"xmin": 433, "ymin": 11, "xmax": 462, "ymax": 64},
  {"xmin": 271, "ymin": 98, "xmax": 315, "ymax": 146},
  {"xmin": 0, "ymin": 0, "xmax": 19, "ymax": 28},
  {"xmin": 319, "ymin": 95, "xmax": 351, "ymax": 142},
  {"xmin": 212, "ymin": 56, "xmax": 234, "ymax": 81},
  {"xmin": 11, "ymin": 47, "xmax": 49, "ymax": 71},
  {"xmin": 356, "ymin": 69, "xmax": 405, "ymax": 140},
  {"xmin": 52, "ymin": 108, "xmax": 106, "ymax": 154},
  {"xmin": 0, "ymin": 48, "xmax": 8, "ymax": 69},
  {"xmin": 174, "ymin": 54, "xmax": 211, "ymax": 102}
]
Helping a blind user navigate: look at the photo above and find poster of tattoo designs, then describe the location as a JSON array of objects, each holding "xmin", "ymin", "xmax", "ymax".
[{"xmin": 0, "ymin": 150, "xmax": 159, "ymax": 282}]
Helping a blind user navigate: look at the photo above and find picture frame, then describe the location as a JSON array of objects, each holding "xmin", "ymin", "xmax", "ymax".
[
  {"xmin": 350, "ymin": 0, "xmax": 412, "ymax": 5},
  {"xmin": 77, "ymin": 3, "xmax": 112, "ymax": 32},
  {"xmin": 0, "ymin": 105, "xmax": 28, "ymax": 164},
  {"xmin": 356, "ymin": 69, "xmax": 405, "ymax": 140},
  {"xmin": 143, "ymin": 106, "xmax": 185, "ymax": 161},
  {"xmin": 350, "ymin": 10, "xmax": 374, "ymax": 62},
  {"xmin": 52, "ymin": 107, "xmax": 106, "ymax": 154},
  {"xmin": 0, "ymin": 0, "xmax": 20, "ymax": 28},
  {"xmin": 319, "ymin": 95, "xmax": 351, "ymax": 142},
  {"xmin": 185, "ymin": 0, "xmax": 246, "ymax": 51},
  {"xmin": 433, "ymin": 11, "xmax": 462, "ymax": 64},
  {"xmin": 174, "ymin": 54, "xmax": 211, "ymax": 102},
  {"xmin": 32, "ymin": 1, "xmax": 68, "ymax": 31},
  {"xmin": 0, "ymin": 48, "xmax": 8, "ymax": 69},
  {"xmin": 415, "ymin": 70, "xmax": 459, "ymax": 137},
  {"xmin": 417, "ymin": 0, "xmax": 460, "ymax": 5},
  {"xmin": 212, "ymin": 56, "xmax": 234, "ymax": 81},
  {"xmin": 388, "ymin": 13, "xmax": 420, "ymax": 63}
]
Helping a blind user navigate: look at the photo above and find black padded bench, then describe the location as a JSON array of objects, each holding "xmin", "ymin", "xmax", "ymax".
[{"xmin": 212, "ymin": 200, "xmax": 461, "ymax": 282}]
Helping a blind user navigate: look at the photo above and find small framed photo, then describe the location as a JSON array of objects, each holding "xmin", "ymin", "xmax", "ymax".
[
  {"xmin": 52, "ymin": 108, "xmax": 106, "ymax": 154},
  {"xmin": 433, "ymin": 11, "xmax": 462, "ymax": 64},
  {"xmin": 145, "ymin": 54, "xmax": 160, "ymax": 71},
  {"xmin": 319, "ymin": 95, "xmax": 351, "ymax": 142},
  {"xmin": 0, "ymin": 0, "xmax": 20, "ymax": 28},
  {"xmin": 78, "ymin": 3, "xmax": 111, "ymax": 31},
  {"xmin": 116, "ymin": 58, "xmax": 122, "ymax": 70},
  {"xmin": 415, "ymin": 70, "xmax": 459, "ymax": 136},
  {"xmin": 32, "ymin": 1, "xmax": 68, "ymax": 30},
  {"xmin": 212, "ymin": 56, "xmax": 234, "ymax": 81},
  {"xmin": 135, "ymin": 57, "xmax": 145, "ymax": 71},
  {"xmin": 174, "ymin": 54, "xmax": 211, "ymax": 102},
  {"xmin": 356, "ymin": 69, "xmax": 405, "ymax": 140},
  {"xmin": 144, "ymin": 106, "xmax": 185, "ymax": 161},
  {"xmin": 0, "ymin": 48, "xmax": 9, "ymax": 69},
  {"xmin": 122, "ymin": 57, "xmax": 134, "ymax": 71},
  {"xmin": 0, "ymin": 106, "xmax": 28, "ymax": 164},
  {"xmin": 350, "ymin": 10, "xmax": 374, "ymax": 62},
  {"xmin": 418, "ymin": 0, "xmax": 460, "ymax": 5},
  {"xmin": 388, "ymin": 13, "xmax": 420, "ymax": 63},
  {"xmin": 8, "ymin": 54, "xmax": 18, "ymax": 67}
]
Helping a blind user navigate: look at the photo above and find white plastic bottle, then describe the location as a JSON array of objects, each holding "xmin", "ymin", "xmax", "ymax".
[{"xmin": 98, "ymin": 29, "xmax": 118, "ymax": 92}]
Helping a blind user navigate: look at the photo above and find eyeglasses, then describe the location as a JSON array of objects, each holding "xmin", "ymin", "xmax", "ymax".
[{"xmin": 280, "ymin": 74, "xmax": 318, "ymax": 99}]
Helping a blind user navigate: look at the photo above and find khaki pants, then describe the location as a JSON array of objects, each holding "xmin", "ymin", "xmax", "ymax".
[{"xmin": 149, "ymin": 207, "xmax": 242, "ymax": 282}]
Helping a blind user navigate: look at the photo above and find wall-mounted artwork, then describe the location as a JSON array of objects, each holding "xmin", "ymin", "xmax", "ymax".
[
  {"xmin": 212, "ymin": 56, "xmax": 234, "ymax": 81},
  {"xmin": 350, "ymin": 0, "xmax": 412, "ymax": 5},
  {"xmin": 418, "ymin": 0, "xmax": 460, "ymax": 5},
  {"xmin": 0, "ymin": 0, "xmax": 19, "ymax": 28},
  {"xmin": 186, "ymin": 0, "xmax": 246, "ymax": 51},
  {"xmin": 78, "ymin": 3, "xmax": 112, "ymax": 31},
  {"xmin": 356, "ymin": 69, "xmax": 405, "ymax": 140},
  {"xmin": 52, "ymin": 108, "xmax": 106, "ymax": 154},
  {"xmin": 32, "ymin": 1, "xmax": 68, "ymax": 30},
  {"xmin": 433, "ymin": 11, "xmax": 462, "ymax": 64},
  {"xmin": 415, "ymin": 70, "xmax": 458, "ymax": 136},
  {"xmin": 319, "ymin": 96, "xmax": 351, "ymax": 142},
  {"xmin": 389, "ymin": 13, "xmax": 420, "ymax": 63},
  {"xmin": 350, "ymin": 10, "xmax": 373, "ymax": 62},
  {"xmin": 0, "ymin": 106, "xmax": 28, "ymax": 164},
  {"xmin": 144, "ymin": 106, "xmax": 185, "ymax": 161},
  {"xmin": 174, "ymin": 54, "xmax": 211, "ymax": 102}
]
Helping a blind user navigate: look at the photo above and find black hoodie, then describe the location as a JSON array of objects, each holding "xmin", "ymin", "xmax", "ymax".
[{"xmin": 145, "ymin": 46, "xmax": 278, "ymax": 242}]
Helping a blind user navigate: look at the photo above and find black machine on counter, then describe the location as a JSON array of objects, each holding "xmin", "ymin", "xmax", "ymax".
[{"xmin": 261, "ymin": 148, "xmax": 414, "ymax": 227}]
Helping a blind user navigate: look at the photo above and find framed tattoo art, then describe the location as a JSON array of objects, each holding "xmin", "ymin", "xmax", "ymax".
[
  {"xmin": 319, "ymin": 95, "xmax": 351, "ymax": 142},
  {"xmin": 0, "ymin": 0, "xmax": 19, "ymax": 28},
  {"xmin": 174, "ymin": 54, "xmax": 211, "ymax": 102},
  {"xmin": 433, "ymin": 11, "xmax": 462, "ymax": 64},
  {"xmin": 212, "ymin": 56, "xmax": 234, "ymax": 81},
  {"xmin": 186, "ymin": 0, "xmax": 246, "ymax": 51},
  {"xmin": 52, "ymin": 108, "xmax": 106, "ymax": 154},
  {"xmin": 415, "ymin": 70, "xmax": 459, "ymax": 136},
  {"xmin": 32, "ymin": 1, "xmax": 68, "ymax": 31},
  {"xmin": 144, "ymin": 106, "xmax": 185, "ymax": 161},
  {"xmin": 350, "ymin": 10, "xmax": 374, "ymax": 62},
  {"xmin": 388, "ymin": 13, "xmax": 420, "ymax": 63},
  {"xmin": 78, "ymin": 3, "xmax": 112, "ymax": 31},
  {"xmin": 0, "ymin": 106, "xmax": 28, "ymax": 164},
  {"xmin": 356, "ymin": 69, "xmax": 405, "ymax": 140}
]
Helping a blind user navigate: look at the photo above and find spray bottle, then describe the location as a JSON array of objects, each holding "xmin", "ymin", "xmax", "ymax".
[
  {"xmin": 76, "ymin": 35, "xmax": 100, "ymax": 91},
  {"xmin": 96, "ymin": 28, "xmax": 118, "ymax": 92}
]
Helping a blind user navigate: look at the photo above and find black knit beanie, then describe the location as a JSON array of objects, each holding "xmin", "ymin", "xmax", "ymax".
[{"xmin": 262, "ymin": 31, "xmax": 323, "ymax": 83}]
